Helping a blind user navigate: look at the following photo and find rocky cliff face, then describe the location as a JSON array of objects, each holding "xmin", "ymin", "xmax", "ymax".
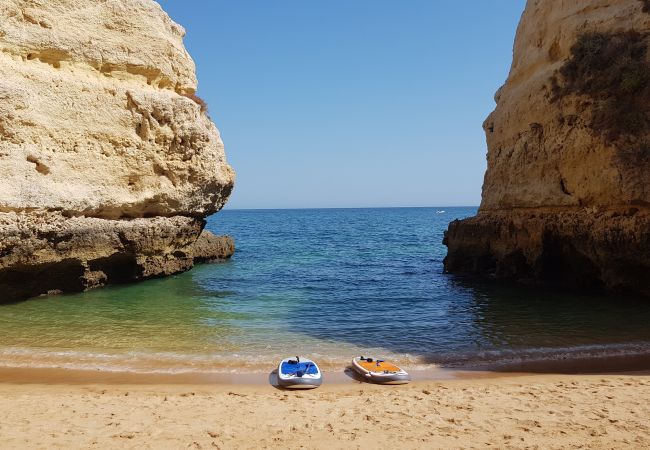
[
  {"xmin": 444, "ymin": 0, "xmax": 650, "ymax": 294},
  {"xmin": 0, "ymin": 0, "xmax": 235, "ymax": 302}
]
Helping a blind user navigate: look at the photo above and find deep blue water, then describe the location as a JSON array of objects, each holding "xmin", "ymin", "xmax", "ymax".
[
  {"xmin": 2, "ymin": 207, "xmax": 650, "ymax": 373},
  {"xmin": 202, "ymin": 207, "xmax": 650, "ymax": 368}
]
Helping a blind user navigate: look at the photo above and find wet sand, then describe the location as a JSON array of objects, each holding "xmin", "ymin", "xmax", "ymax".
[
  {"xmin": 0, "ymin": 372, "xmax": 648, "ymax": 449},
  {"xmin": 0, "ymin": 366, "xmax": 458, "ymax": 385}
]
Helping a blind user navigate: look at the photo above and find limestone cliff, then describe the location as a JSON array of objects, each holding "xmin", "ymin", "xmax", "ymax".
[
  {"xmin": 444, "ymin": 0, "xmax": 650, "ymax": 294},
  {"xmin": 0, "ymin": 0, "xmax": 235, "ymax": 302}
]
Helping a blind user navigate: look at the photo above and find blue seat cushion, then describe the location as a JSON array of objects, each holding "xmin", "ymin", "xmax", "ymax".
[{"xmin": 281, "ymin": 361, "xmax": 318, "ymax": 375}]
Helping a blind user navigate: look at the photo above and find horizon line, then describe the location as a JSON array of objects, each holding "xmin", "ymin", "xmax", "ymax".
[{"xmin": 219, "ymin": 205, "xmax": 479, "ymax": 211}]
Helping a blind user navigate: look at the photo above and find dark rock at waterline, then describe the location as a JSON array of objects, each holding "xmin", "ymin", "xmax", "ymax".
[
  {"xmin": 191, "ymin": 231, "xmax": 235, "ymax": 264},
  {"xmin": 443, "ymin": 209, "xmax": 650, "ymax": 295},
  {"xmin": 0, "ymin": 212, "xmax": 234, "ymax": 304}
]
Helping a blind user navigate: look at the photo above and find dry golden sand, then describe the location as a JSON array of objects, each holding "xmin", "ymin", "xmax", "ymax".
[{"xmin": 0, "ymin": 374, "xmax": 649, "ymax": 449}]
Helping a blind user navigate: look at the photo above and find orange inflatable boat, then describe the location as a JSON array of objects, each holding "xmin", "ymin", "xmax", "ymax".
[{"xmin": 351, "ymin": 356, "xmax": 411, "ymax": 384}]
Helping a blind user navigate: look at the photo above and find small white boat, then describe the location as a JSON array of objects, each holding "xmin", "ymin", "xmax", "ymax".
[
  {"xmin": 351, "ymin": 356, "xmax": 411, "ymax": 384},
  {"xmin": 277, "ymin": 356, "xmax": 322, "ymax": 389}
]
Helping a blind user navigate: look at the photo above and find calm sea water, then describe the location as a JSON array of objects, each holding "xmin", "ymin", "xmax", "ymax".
[{"xmin": 1, "ymin": 207, "xmax": 650, "ymax": 374}]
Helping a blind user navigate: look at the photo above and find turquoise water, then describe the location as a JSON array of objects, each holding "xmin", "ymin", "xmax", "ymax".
[{"xmin": 1, "ymin": 207, "xmax": 650, "ymax": 373}]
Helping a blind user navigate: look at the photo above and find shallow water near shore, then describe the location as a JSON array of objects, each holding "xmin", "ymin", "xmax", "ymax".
[{"xmin": 2, "ymin": 207, "xmax": 650, "ymax": 375}]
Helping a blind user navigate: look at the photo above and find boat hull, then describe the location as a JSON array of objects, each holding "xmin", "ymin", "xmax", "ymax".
[
  {"xmin": 277, "ymin": 357, "xmax": 322, "ymax": 389},
  {"xmin": 277, "ymin": 376, "xmax": 322, "ymax": 389},
  {"xmin": 351, "ymin": 357, "xmax": 411, "ymax": 385}
]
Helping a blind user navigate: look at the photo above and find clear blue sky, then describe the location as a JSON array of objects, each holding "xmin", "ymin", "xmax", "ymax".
[{"xmin": 157, "ymin": 0, "xmax": 526, "ymax": 209}]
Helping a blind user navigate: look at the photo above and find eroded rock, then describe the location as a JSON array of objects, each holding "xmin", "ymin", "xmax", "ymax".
[
  {"xmin": 0, "ymin": 0, "xmax": 234, "ymax": 302},
  {"xmin": 191, "ymin": 231, "xmax": 235, "ymax": 264},
  {"xmin": 444, "ymin": 0, "xmax": 650, "ymax": 294}
]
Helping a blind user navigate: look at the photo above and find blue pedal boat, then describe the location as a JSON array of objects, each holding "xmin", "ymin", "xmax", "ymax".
[{"xmin": 277, "ymin": 356, "xmax": 322, "ymax": 389}]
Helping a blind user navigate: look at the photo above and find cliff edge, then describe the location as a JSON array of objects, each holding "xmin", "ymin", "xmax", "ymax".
[
  {"xmin": 0, "ymin": 0, "xmax": 235, "ymax": 302},
  {"xmin": 444, "ymin": 0, "xmax": 650, "ymax": 294}
]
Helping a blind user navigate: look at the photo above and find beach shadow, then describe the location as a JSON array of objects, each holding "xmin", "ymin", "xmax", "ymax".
[
  {"xmin": 268, "ymin": 369, "xmax": 284, "ymax": 390},
  {"xmin": 343, "ymin": 366, "xmax": 365, "ymax": 383}
]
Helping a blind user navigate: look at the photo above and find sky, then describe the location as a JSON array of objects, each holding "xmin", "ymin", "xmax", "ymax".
[{"xmin": 157, "ymin": 0, "xmax": 527, "ymax": 209}]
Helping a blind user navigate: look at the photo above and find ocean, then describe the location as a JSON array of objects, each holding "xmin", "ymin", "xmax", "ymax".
[{"xmin": 1, "ymin": 207, "xmax": 650, "ymax": 375}]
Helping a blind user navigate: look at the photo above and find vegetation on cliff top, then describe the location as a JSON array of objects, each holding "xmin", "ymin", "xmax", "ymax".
[{"xmin": 553, "ymin": 31, "xmax": 650, "ymax": 144}]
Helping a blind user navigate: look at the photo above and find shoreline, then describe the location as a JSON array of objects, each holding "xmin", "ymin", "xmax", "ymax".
[
  {"xmin": 0, "ymin": 366, "xmax": 467, "ymax": 386},
  {"xmin": 2, "ymin": 352, "xmax": 650, "ymax": 386}
]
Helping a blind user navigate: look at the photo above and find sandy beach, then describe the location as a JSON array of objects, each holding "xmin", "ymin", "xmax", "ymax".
[{"xmin": 0, "ymin": 373, "xmax": 648, "ymax": 449}]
